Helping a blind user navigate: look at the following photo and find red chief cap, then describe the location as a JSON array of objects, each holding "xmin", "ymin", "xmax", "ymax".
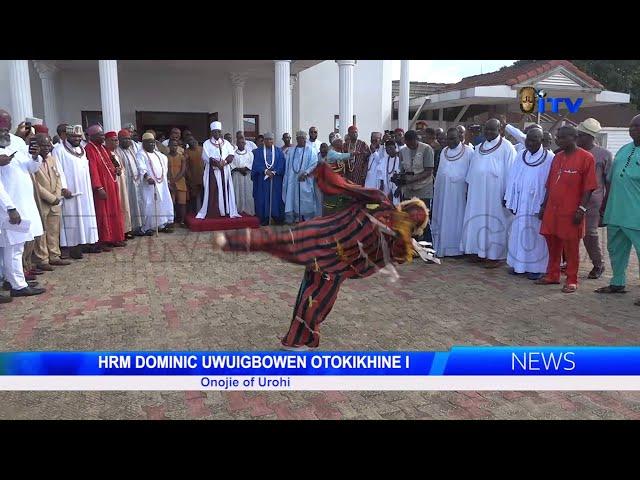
[{"xmin": 104, "ymin": 131, "xmax": 117, "ymax": 139}]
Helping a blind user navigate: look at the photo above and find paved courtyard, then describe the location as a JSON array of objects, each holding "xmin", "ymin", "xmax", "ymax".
[{"xmin": 0, "ymin": 229, "xmax": 639, "ymax": 419}]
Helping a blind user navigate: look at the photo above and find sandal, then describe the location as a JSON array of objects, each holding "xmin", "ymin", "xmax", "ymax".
[
  {"xmin": 535, "ymin": 277, "xmax": 561, "ymax": 285},
  {"xmin": 594, "ymin": 285, "xmax": 627, "ymax": 294},
  {"xmin": 562, "ymin": 284, "xmax": 578, "ymax": 293}
]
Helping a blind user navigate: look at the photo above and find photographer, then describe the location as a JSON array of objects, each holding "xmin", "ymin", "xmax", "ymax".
[{"xmin": 397, "ymin": 130, "xmax": 434, "ymax": 242}]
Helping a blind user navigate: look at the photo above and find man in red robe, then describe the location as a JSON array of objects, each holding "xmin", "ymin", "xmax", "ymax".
[
  {"xmin": 214, "ymin": 162, "xmax": 430, "ymax": 350},
  {"xmin": 85, "ymin": 125, "xmax": 125, "ymax": 250},
  {"xmin": 536, "ymin": 126, "xmax": 597, "ymax": 293}
]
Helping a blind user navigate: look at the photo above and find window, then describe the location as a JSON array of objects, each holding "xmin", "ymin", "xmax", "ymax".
[
  {"xmin": 81, "ymin": 111, "xmax": 103, "ymax": 130},
  {"xmin": 243, "ymin": 115, "xmax": 259, "ymax": 141},
  {"xmin": 333, "ymin": 114, "xmax": 357, "ymax": 133}
]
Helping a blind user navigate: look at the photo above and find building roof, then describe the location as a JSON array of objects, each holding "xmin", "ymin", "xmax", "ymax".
[
  {"xmin": 437, "ymin": 60, "xmax": 605, "ymax": 93},
  {"xmin": 391, "ymin": 81, "xmax": 449, "ymax": 100}
]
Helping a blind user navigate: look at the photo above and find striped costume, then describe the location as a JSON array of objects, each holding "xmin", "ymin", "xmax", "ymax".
[{"xmin": 221, "ymin": 162, "xmax": 428, "ymax": 349}]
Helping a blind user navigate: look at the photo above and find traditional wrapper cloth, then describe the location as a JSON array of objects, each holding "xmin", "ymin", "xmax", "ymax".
[
  {"xmin": 218, "ymin": 162, "xmax": 435, "ymax": 348},
  {"xmin": 66, "ymin": 125, "xmax": 83, "ymax": 135},
  {"xmin": 118, "ymin": 129, "xmax": 131, "ymax": 138},
  {"xmin": 142, "ymin": 132, "xmax": 155, "ymax": 141},
  {"xmin": 105, "ymin": 131, "xmax": 117, "ymax": 139},
  {"xmin": 210, "ymin": 121, "xmax": 222, "ymax": 131},
  {"xmin": 86, "ymin": 125, "xmax": 103, "ymax": 136}
]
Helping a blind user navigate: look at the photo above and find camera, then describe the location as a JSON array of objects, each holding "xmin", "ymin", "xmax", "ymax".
[{"xmin": 391, "ymin": 171, "xmax": 413, "ymax": 186}]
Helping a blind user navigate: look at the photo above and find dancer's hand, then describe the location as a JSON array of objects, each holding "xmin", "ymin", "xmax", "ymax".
[
  {"xmin": 96, "ymin": 188, "xmax": 107, "ymax": 200},
  {"xmin": 265, "ymin": 169, "xmax": 274, "ymax": 178},
  {"xmin": 61, "ymin": 188, "xmax": 73, "ymax": 199},
  {"xmin": 147, "ymin": 177, "xmax": 156, "ymax": 185}
]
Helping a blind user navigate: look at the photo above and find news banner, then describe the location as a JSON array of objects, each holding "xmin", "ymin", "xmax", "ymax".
[{"xmin": 1, "ymin": 347, "xmax": 640, "ymax": 391}]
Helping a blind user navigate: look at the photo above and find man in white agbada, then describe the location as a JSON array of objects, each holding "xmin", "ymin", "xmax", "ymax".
[
  {"xmin": 504, "ymin": 127, "xmax": 554, "ymax": 279},
  {"xmin": 460, "ymin": 118, "xmax": 517, "ymax": 267},
  {"xmin": 230, "ymin": 135, "xmax": 254, "ymax": 215},
  {"xmin": 53, "ymin": 125, "xmax": 99, "ymax": 259},
  {"xmin": 0, "ymin": 174, "xmax": 15, "ymax": 303},
  {"xmin": 236, "ymin": 130, "xmax": 257, "ymax": 153},
  {"xmin": 306, "ymin": 126, "xmax": 322, "ymax": 156},
  {"xmin": 283, "ymin": 130, "xmax": 319, "ymax": 224},
  {"xmin": 116, "ymin": 129, "xmax": 145, "ymax": 235},
  {"xmin": 136, "ymin": 132, "xmax": 174, "ymax": 233},
  {"xmin": 504, "ymin": 123, "xmax": 543, "ymax": 153},
  {"xmin": 0, "ymin": 112, "xmax": 46, "ymax": 297},
  {"xmin": 364, "ymin": 132, "xmax": 383, "ymax": 189},
  {"xmin": 377, "ymin": 140, "xmax": 401, "ymax": 206},
  {"xmin": 431, "ymin": 128, "xmax": 473, "ymax": 257},
  {"xmin": 197, "ymin": 121, "xmax": 240, "ymax": 219}
]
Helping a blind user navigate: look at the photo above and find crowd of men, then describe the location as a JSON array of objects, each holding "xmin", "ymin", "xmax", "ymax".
[{"xmin": 1, "ymin": 107, "xmax": 639, "ymax": 308}]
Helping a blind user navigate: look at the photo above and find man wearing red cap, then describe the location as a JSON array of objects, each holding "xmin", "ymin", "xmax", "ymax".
[
  {"xmin": 105, "ymin": 131, "xmax": 132, "ymax": 238},
  {"xmin": 214, "ymin": 162, "xmax": 429, "ymax": 350},
  {"xmin": 85, "ymin": 125, "xmax": 125, "ymax": 250},
  {"xmin": 342, "ymin": 125, "xmax": 370, "ymax": 186}
]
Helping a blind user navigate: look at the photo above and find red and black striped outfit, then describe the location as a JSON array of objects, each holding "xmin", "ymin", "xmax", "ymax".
[{"xmin": 223, "ymin": 162, "xmax": 412, "ymax": 348}]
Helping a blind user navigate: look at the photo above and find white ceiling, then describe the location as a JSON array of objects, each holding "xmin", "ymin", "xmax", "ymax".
[{"xmin": 49, "ymin": 60, "xmax": 323, "ymax": 79}]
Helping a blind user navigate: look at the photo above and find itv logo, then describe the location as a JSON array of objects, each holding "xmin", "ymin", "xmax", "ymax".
[{"xmin": 518, "ymin": 86, "xmax": 583, "ymax": 114}]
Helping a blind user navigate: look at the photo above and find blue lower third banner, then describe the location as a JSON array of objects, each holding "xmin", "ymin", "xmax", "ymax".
[{"xmin": 1, "ymin": 348, "xmax": 640, "ymax": 391}]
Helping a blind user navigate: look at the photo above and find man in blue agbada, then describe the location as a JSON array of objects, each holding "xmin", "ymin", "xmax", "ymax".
[
  {"xmin": 252, "ymin": 132, "xmax": 286, "ymax": 225},
  {"xmin": 283, "ymin": 130, "xmax": 319, "ymax": 224}
]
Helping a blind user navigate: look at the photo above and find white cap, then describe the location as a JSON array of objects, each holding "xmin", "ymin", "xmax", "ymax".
[{"xmin": 210, "ymin": 121, "xmax": 222, "ymax": 131}]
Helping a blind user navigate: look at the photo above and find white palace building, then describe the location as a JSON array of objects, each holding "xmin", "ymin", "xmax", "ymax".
[
  {"xmin": 0, "ymin": 59, "xmax": 632, "ymax": 152},
  {"xmin": 0, "ymin": 60, "xmax": 394, "ymax": 143}
]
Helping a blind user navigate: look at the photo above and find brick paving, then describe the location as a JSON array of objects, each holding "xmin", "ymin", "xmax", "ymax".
[{"xmin": 0, "ymin": 229, "xmax": 639, "ymax": 419}]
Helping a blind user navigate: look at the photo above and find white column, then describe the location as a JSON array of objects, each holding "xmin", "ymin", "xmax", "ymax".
[
  {"xmin": 399, "ymin": 60, "xmax": 410, "ymax": 132},
  {"xmin": 274, "ymin": 60, "xmax": 292, "ymax": 142},
  {"xmin": 230, "ymin": 73, "xmax": 247, "ymax": 136},
  {"xmin": 33, "ymin": 61, "xmax": 59, "ymax": 130},
  {"xmin": 8, "ymin": 60, "xmax": 33, "ymax": 124},
  {"xmin": 98, "ymin": 60, "xmax": 122, "ymax": 132},
  {"xmin": 336, "ymin": 60, "xmax": 356, "ymax": 137},
  {"xmin": 290, "ymin": 74, "xmax": 298, "ymax": 134}
]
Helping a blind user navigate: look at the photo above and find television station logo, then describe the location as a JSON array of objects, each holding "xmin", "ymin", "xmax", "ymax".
[{"xmin": 518, "ymin": 86, "xmax": 583, "ymax": 114}]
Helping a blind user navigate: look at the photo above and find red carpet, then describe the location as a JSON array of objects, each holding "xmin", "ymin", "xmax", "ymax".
[{"xmin": 185, "ymin": 212, "xmax": 260, "ymax": 232}]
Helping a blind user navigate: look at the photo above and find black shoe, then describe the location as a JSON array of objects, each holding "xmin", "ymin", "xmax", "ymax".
[
  {"xmin": 125, "ymin": 232, "xmax": 135, "ymax": 240},
  {"xmin": 36, "ymin": 263, "xmax": 54, "ymax": 272},
  {"xmin": 10, "ymin": 286, "xmax": 46, "ymax": 297},
  {"xmin": 70, "ymin": 247, "xmax": 84, "ymax": 260},
  {"xmin": 588, "ymin": 265, "xmax": 605, "ymax": 279},
  {"xmin": 0, "ymin": 295, "xmax": 12, "ymax": 304},
  {"xmin": 4, "ymin": 281, "xmax": 39, "ymax": 291},
  {"xmin": 144, "ymin": 230, "xmax": 156, "ymax": 236}
]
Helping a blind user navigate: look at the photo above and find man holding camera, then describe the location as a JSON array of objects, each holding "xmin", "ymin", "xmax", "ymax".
[
  {"xmin": 0, "ymin": 110, "xmax": 46, "ymax": 297},
  {"xmin": 396, "ymin": 130, "xmax": 434, "ymax": 242}
]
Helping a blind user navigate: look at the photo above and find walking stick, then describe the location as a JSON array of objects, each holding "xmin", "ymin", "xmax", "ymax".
[
  {"xmin": 268, "ymin": 169, "xmax": 273, "ymax": 226},
  {"xmin": 154, "ymin": 182, "xmax": 159, "ymax": 236},
  {"xmin": 297, "ymin": 178, "xmax": 301, "ymax": 223}
]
